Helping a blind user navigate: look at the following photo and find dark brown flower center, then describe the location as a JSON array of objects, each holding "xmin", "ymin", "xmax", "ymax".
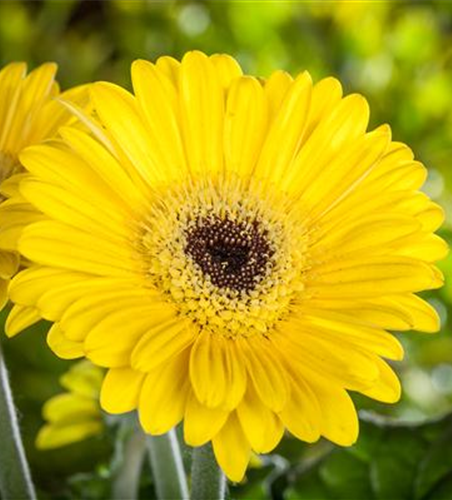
[{"xmin": 185, "ymin": 215, "xmax": 274, "ymax": 291}]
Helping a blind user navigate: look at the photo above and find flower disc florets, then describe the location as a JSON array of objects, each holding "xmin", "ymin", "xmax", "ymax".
[{"xmin": 140, "ymin": 179, "xmax": 307, "ymax": 338}]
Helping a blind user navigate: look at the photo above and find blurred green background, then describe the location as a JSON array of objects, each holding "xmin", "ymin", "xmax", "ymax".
[{"xmin": 1, "ymin": 1, "xmax": 452, "ymax": 499}]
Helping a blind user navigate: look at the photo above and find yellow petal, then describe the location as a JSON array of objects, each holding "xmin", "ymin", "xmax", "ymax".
[
  {"xmin": 360, "ymin": 357, "xmax": 401, "ymax": 403},
  {"xmin": 83, "ymin": 303, "xmax": 174, "ymax": 367},
  {"xmin": 5, "ymin": 305, "xmax": 41, "ymax": 338},
  {"xmin": 287, "ymin": 93, "xmax": 370, "ymax": 197},
  {"xmin": 0, "ymin": 250, "xmax": 19, "ymax": 279},
  {"xmin": 0, "ymin": 278, "xmax": 8, "ymax": 310},
  {"xmin": 139, "ymin": 349, "xmax": 190, "ymax": 435},
  {"xmin": 238, "ymin": 336, "xmax": 288, "ymax": 412},
  {"xmin": 47, "ymin": 324, "xmax": 84, "ymax": 360},
  {"xmin": 304, "ymin": 371, "xmax": 359, "ymax": 446},
  {"xmin": 279, "ymin": 370, "xmax": 321, "ymax": 443},
  {"xmin": 184, "ymin": 391, "xmax": 228, "ymax": 447},
  {"xmin": 131, "ymin": 318, "xmax": 196, "ymax": 372},
  {"xmin": 59, "ymin": 126, "xmax": 144, "ymax": 212},
  {"xmin": 256, "ymin": 71, "xmax": 312, "ymax": 185},
  {"xmin": 42, "ymin": 393, "xmax": 98, "ymax": 424},
  {"xmin": 155, "ymin": 56, "xmax": 180, "ymax": 87},
  {"xmin": 237, "ymin": 382, "xmax": 284, "ymax": 453},
  {"xmin": 190, "ymin": 331, "xmax": 246, "ymax": 410},
  {"xmin": 209, "ymin": 54, "xmax": 242, "ymax": 88},
  {"xmin": 308, "ymin": 256, "xmax": 441, "ymax": 298},
  {"xmin": 131, "ymin": 59, "xmax": 187, "ymax": 183},
  {"xmin": 20, "ymin": 178, "xmax": 129, "ymax": 241},
  {"xmin": 224, "ymin": 76, "xmax": 267, "ymax": 178},
  {"xmin": 296, "ymin": 313, "xmax": 404, "ymax": 360},
  {"xmin": 5, "ymin": 62, "xmax": 57, "ymax": 152},
  {"xmin": 100, "ymin": 367, "xmax": 145, "ymax": 414},
  {"xmin": 19, "ymin": 144, "xmax": 128, "ymax": 216},
  {"xmin": 382, "ymin": 294, "xmax": 440, "ymax": 333},
  {"xmin": 19, "ymin": 221, "xmax": 138, "ymax": 278},
  {"xmin": 0, "ymin": 62, "xmax": 27, "ymax": 150},
  {"xmin": 0, "ymin": 199, "xmax": 45, "ymax": 251},
  {"xmin": 179, "ymin": 51, "xmax": 225, "ymax": 178},
  {"xmin": 304, "ymin": 76, "xmax": 342, "ymax": 139},
  {"xmin": 395, "ymin": 234, "xmax": 449, "ymax": 262},
  {"xmin": 91, "ymin": 82, "xmax": 165, "ymax": 189},
  {"xmin": 276, "ymin": 326, "xmax": 380, "ymax": 391},
  {"xmin": 36, "ymin": 421, "xmax": 102, "ymax": 450},
  {"xmin": 212, "ymin": 412, "xmax": 251, "ymax": 483},
  {"xmin": 60, "ymin": 360, "xmax": 103, "ymax": 398},
  {"xmin": 263, "ymin": 70, "xmax": 293, "ymax": 120}
]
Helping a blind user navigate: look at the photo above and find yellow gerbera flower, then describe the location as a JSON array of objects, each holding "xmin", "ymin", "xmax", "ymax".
[
  {"xmin": 36, "ymin": 361, "xmax": 104, "ymax": 450},
  {"xmin": 6, "ymin": 51, "xmax": 447, "ymax": 481},
  {"xmin": 0, "ymin": 62, "xmax": 88, "ymax": 310}
]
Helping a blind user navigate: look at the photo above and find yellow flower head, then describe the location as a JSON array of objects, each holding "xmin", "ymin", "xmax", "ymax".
[
  {"xmin": 6, "ymin": 51, "xmax": 447, "ymax": 481},
  {"xmin": 36, "ymin": 361, "xmax": 104, "ymax": 450},
  {"xmin": 0, "ymin": 62, "xmax": 88, "ymax": 310}
]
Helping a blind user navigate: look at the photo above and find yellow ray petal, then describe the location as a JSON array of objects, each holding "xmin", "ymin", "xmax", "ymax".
[
  {"xmin": 19, "ymin": 144, "xmax": 130, "ymax": 216},
  {"xmin": 212, "ymin": 412, "xmax": 251, "ymax": 483},
  {"xmin": 155, "ymin": 56, "xmax": 180, "ymax": 87},
  {"xmin": 303, "ymin": 371, "xmax": 359, "ymax": 446},
  {"xmin": 20, "ymin": 178, "xmax": 130, "ymax": 241},
  {"xmin": 132, "ymin": 59, "xmax": 187, "ymax": 183},
  {"xmin": 308, "ymin": 256, "xmax": 441, "ymax": 298},
  {"xmin": 294, "ymin": 313, "xmax": 404, "ymax": 360},
  {"xmin": 5, "ymin": 62, "xmax": 57, "ymax": 152},
  {"xmin": 46, "ymin": 324, "xmax": 84, "ymax": 359},
  {"xmin": 264, "ymin": 70, "xmax": 293, "ymax": 120},
  {"xmin": 0, "ymin": 62, "xmax": 27, "ymax": 150},
  {"xmin": 237, "ymin": 382, "xmax": 284, "ymax": 453},
  {"xmin": 276, "ymin": 326, "xmax": 380, "ymax": 391},
  {"xmin": 42, "ymin": 393, "xmax": 98, "ymax": 424},
  {"xmin": 284, "ymin": 93, "xmax": 370, "ymax": 196},
  {"xmin": 84, "ymin": 305, "xmax": 173, "ymax": 367},
  {"xmin": 59, "ymin": 126, "xmax": 144, "ymax": 212},
  {"xmin": 190, "ymin": 331, "xmax": 246, "ymax": 410},
  {"xmin": 92, "ymin": 81, "xmax": 169, "ymax": 189},
  {"xmin": 304, "ymin": 76, "xmax": 342, "ymax": 139},
  {"xmin": 59, "ymin": 361, "xmax": 103, "ymax": 398},
  {"xmin": 359, "ymin": 357, "xmax": 401, "ymax": 403},
  {"xmin": 139, "ymin": 349, "xmax": 190, "ymax": 435},
  {"xmin": 100, "ymin": 367, "xmax": 145, "ymax": 413},
  {"xmin": 255, "ymin": 71, "xmax": 312, "ymax": 185},
  {"xmin": 238, "ymin": 336, "xmax": 288, "ymax": 412},
  {"xmin": 179, "ymin": 51, "xmax": 225, "ymax": 178},
  {"xmin": 0, "ymin": 250, "xmax": 19, "ymax": 279},
  {"xmin": 184, "ymin": 391, "xmax": 228, "ymax": 447},
  {"xmin": 279, "ymin": 369, "xmax": 321, "ymax": 443},
  {"xmin": 19, "ymin": 221, "xmax": 138, "ymax": 277},
  {"xmin": 5, "ymin": 304, "xmax": 41, "ymax": 338},
  {"xmin": 131, "ymin": 318, "xmax": 196, "ymax": 372},
  {"xmin": 209, "ymin": 54, "xmax": 242, "ymax": 88},
  {"xmin": 36, "ymin": 421, "xmax": 102, "ymax": 450},
  {"xmin": 224, "ymin": 76, "xmax": 267, "ymax": 178}
]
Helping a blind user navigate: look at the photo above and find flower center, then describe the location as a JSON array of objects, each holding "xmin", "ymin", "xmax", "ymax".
[
  {"xmin": 139, "ymin": 179, "xmax": 308, "ymax": 338},
  {"xmin": 185, "ymin": 215, "xmax": 274, "ymax": 292}
]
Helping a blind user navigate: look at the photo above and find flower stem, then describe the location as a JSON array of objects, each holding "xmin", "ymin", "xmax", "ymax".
[
  {"xmin": 146, "ymin": 429, "xmax": 189, "ymax": 500},
  {"xmin": 0, "ymin": 342, "xmax": 36, "ymax": 500},
  {"xmin": 112, "ymin": 428, "xmax": 146, "ymax": 500},
  {"xmin": 191, "ymin": 443, "xmax": 226, "ymax": 500}
]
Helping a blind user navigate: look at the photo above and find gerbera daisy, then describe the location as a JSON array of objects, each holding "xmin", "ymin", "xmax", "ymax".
[
  {"xmin": 5, "ymin": 51, "xmax": 447, "ymax": 481},
  {"xmin": 36, "ymin": 361, "xmax": 104, "ymax": 449},
  {"xmin": 0, "ymin": 62, "xmax": 88, "ymax": 310}
]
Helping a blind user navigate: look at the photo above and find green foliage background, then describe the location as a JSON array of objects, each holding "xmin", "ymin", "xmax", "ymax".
[{"xmin": 0, "ymin": 1, "xmax": 451, "ymax": 499}]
